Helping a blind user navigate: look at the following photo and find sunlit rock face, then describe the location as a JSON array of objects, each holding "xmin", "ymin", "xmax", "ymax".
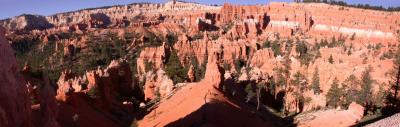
[
  {"xmin": 143, "ymin": 69, "xmax": 174, "ymax": 101},
  {"xmin": 1, "ymin": 1, "xmax": 397, "ymax": 44},
  {"xmin": 0, "ymin": 14, "xmax": 54, "ymax": 31},
  {"xmin": 266, "ymin": 2, "xmax": 399, "ymax": 43},
  {"xmin": 1, "ymin": 1, "xmax": 399, "ymax": 127}
]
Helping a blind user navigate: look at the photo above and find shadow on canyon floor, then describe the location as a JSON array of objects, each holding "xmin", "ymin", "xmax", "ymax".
[{"xmin": 164, "ymin": 86, "xmax": 297, "ymax": 127}]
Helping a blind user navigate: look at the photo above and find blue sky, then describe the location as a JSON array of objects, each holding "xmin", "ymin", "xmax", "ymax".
[{"xmin": 1, "ymin": 0, "xmax": 399, "ymax": 20}]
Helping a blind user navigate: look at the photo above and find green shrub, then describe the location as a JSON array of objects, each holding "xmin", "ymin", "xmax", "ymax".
[
  {"xmin": 88, "ymin": 87, "xmax": 98, "ymax": 99},
  {"xmin": 328, "ymin": 54, "xmax": 334, "ymax": 64},
  {"xmin": 271, "ymin": 40, "xmax": 282, "ymax": 57},
  {"xmin": 221, "ymin": 21, "xmax": 234, "ymax": 33},
  {"xmin": 374, "ymin": 43, "xmax": 383, "ymax": 50},
  {"xmin": 191, "ymin": 57, "xmax": 206, "ymax": 82},
  {"xmin": 192, "ymin": 32, "xmax": 204, "ymax": 40},
  {"xmin": 267, "ymin": 79, "xmax": 276, "ymax": 96},
  {"xmin": 296, "ymin": 41, "xmax": 308, "ymax": 57},
  {"xmin": 367, "ymin": 44, "xmax": 373, "ymax": 49},
  {"xmin": 165, "ymin": 50, "xmax": 188, "ymax": 83},
  {"xmin": 273, "ymin": 67, "xmax": 286, "ymax": 87},
  {"xmin": 166, "ymin": 32, "xmax": 178, "ymax": 46},
  {"xmin": 144, "ymin": 60, "xmax": 154, "ymax": 72},
  {"xmin": 374, "ymin": 84, "xmax": 388, "ymax": 108},
  {"xmin": 73, "ymin": 32, "xmax": 130, "ymax": 74},
  {"xmin": 234, "ymin": 58, "xmax": 246, "ymax": 73},
  {"xmin": 209, "ymin": 33, "xmax": 220, "ymax": 40},
  {"xmin": 315, "ymin": 49, "xmax": 322, "ymax": 59},
  {"xmin": 245, "ymin": 46, "xmax": 251, "ymax": 56},
  {"xmin": 350, "ymin": 33, "xmax": 356, "ymax": 40},
  {"xmin": 363, "ymin": 57, "xmax": 368, "ymax": 64},
  {"xmin": 223, "ymin": 63, "xmax": 232, "ymax": 71},
  {"xmin": 245, "ymin": 84, "xmax": 256, "ymax": 103},
  {"xmin": 263, "ymin": 39, "xmax": 271, "ymax": 48},
  {"xmin": 347, "ymin": 49, "xmax": 352, "ymax": 56},
  {"xmin": 299, "ymin": 52, "xmax": 314, "ymax": 66}
]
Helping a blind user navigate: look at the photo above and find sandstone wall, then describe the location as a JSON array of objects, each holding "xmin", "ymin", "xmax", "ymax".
[
  {"xmin": 0, "ymin": 27, "xmax": 31, "ymax": 127},
  {"xmin": 218, "ymin": 2, "xmax": 399, "ymax": 42},
  {"xmin": 0, "ymin": 14, "xmax": 54, "ymax": 31},
  {"xmin": 266, "ymin": 2, "xmax": 400, "ymax": 42},
  {"xmin": 2, "ymin": 1, "xmax": 398, "ymax": 44}
]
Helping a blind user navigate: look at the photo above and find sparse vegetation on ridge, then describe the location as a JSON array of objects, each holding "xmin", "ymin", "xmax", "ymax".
[{"xmin": 301, "ymin": 0, "xmax": 400, "ymax": 12}]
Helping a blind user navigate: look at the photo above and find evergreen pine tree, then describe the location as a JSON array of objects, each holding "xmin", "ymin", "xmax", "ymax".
[
  {"xmin": 342, "ymin": 74, "xmax": 361, "ymax": 107},
  {"xmin": 389, "ymin": 41, "xmax": 400, "ymax": 105},
  {"xmin": 359, "ymin": 66, "xmax": 374, "ymax": 105},
  {"xmin": 291, "ymin": 71, "xmax": 308, "ymax": 92},
  {"xmin": 312, "ymin": 67, "xmax": 321, "ymax": 95},
  {"xmin": 326, "ymin": 77, "xmax": 343, "ymax": 107}
]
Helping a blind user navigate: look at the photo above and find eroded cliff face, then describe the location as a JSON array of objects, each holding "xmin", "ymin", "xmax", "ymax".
[
  {"xmin": 0, "ymin": 1, "xmax": 219, "ymax": 32},
  {"xmin": 137, "ymin": 42, "xmax": 169, "ymax": 75},
  {"xmin": 0, "ymin": 27, "xmax": 31, "ymax": 127},
  {"xmin": 218, "ymin": 2, "xmax": 400, "ymax": 44},
  {"xmin": 139, "ymin": 47, "xmax": 278, "ymax": 127},
  {"xmin": 266, "ymin": 2, "xmax": 400, "ymax": 43},
  {"xmin": 57, "ymin": 59, "xmax": 141, "ymax": 104},
  {"xmin": 54, "ymin": 59, "xmax": 142, "ymax": 127},
  {"xmin": 143, "ymin": 69, "xmax": 174, "ymax": 101},
  {"xmin": 0, "ymin": 14, "xmax": 54, "ymax": 31},
  {"xmin": 3, "ymin": 1, "xmax": 400, "ymax": 127},
  {"xmin": 3, "ymin": 1, "xmax": 398, "ymax": 44}
]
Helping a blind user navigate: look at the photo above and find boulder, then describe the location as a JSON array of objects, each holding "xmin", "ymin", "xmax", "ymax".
[{"xmin": 348, "ymin": 102, "xmax": 364, "ymax": 121}]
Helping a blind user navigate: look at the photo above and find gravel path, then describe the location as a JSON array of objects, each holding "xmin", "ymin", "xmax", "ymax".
[{"xmin": 366, "ymin": 113, "xmax": 400, "ymax": 127}]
